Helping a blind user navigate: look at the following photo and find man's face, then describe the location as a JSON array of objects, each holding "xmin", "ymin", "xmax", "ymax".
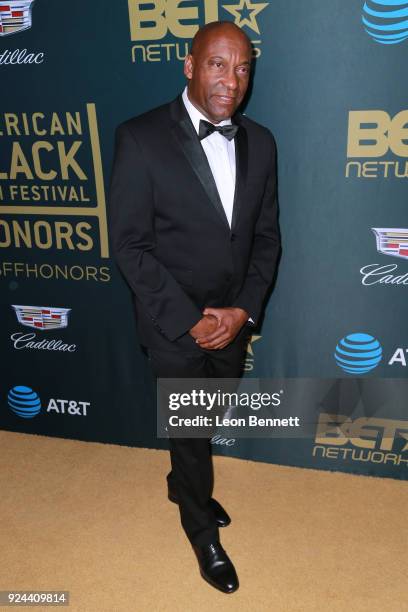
[{"xmin": 184, "ymin": 28, "xmax": 252, "ymax": 123}]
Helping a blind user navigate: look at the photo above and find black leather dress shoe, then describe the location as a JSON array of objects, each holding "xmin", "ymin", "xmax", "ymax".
[
  {"xmin": 192, "ymin": 542, "xmax": 239, "ymax": 593},
  {"xmin": 168, "ymin": 492, "xmax": 231, "ymax": 527}
]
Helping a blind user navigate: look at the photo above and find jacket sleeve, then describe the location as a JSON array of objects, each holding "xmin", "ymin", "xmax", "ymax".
[
  {"xmin": 231, "ymin": 133, "xmax": 280, "ymax": 325},
  {"xmin": 108, "ymin": 123, "xmax": 202, "ymax": 342}
]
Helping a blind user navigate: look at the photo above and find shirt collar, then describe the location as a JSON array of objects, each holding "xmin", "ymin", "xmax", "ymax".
[{"xmin": 182, "ymin": 86, "xmax": 232, "ymax": 135}]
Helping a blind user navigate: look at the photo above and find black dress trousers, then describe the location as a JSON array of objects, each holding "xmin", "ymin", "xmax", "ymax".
[{"xmin": 147, "ymin": 325, "xmax": 250, "ymax": 547}]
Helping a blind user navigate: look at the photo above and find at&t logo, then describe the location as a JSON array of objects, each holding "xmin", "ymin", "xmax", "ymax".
[
  {"xmin": 334, "ymin": 333, "xmax": 408, "ymax": 372},
  {"xmin": 362, "ymin": 0, "xmax": 408, "ymax": 45},
  {"xmin": 8, "ymin": 385, "xmax": 41, "ymax": 418},
  {"xmin": 7, "ymin": 385, "xmax": 90, "ymax": 418},
  {"xmin": 334, "ymin": 333, "xmax": 382, "ymax": 375}
]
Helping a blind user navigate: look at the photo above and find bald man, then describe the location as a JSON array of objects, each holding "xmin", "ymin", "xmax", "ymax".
[{"xmin": 109, "ymin": 21, "xmax": 280, "ymax": 594}]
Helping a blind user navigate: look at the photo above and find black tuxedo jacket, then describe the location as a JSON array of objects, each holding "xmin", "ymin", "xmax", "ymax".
[{"xmin": 108, "ymin": 95, "xmax": 280, "ymax": 350}]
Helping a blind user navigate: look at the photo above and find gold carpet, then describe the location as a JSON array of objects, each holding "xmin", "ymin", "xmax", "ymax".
[{"xmin": 1, "ymin": 430, "xmax": 406, "ymax": 612}]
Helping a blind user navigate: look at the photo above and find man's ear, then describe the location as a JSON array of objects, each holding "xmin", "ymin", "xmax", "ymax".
[{"xmin": 184, "ymin": 54, "xmax": 194, "ymax": 80}]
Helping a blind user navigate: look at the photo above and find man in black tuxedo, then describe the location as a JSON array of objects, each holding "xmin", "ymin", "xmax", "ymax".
[{"xmin": 109, "ymin": 21, "xmax": 280, "ymax": 594}]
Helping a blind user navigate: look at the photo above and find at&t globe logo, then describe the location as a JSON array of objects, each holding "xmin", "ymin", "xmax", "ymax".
[
  {"xmin": 334, "ymin": 333, "xmax": 383, "ymax": 374},
  {"xmin": 362, "ymin": 1, "xmax": 408, "ymax": 45},
  {"xmin": 7, "ymin": 385, "xmax": 41, "ymax": 418}
]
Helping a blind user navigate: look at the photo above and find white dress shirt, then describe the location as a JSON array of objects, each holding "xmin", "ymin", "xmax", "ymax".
[
  {"xmin": 181, "ymin": 87, "xmax": 254, "ymax": 325},
  {"xmin": 182, "ymin": 86, "xmax": 236, "ymax": 227}
]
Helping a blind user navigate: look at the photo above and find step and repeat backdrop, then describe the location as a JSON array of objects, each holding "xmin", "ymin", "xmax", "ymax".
[{"xmin": 1, "ymin": 1, "xmax": 407, "ymax": 480}]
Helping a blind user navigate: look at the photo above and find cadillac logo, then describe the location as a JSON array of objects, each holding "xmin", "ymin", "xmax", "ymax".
[
  {"xmin": 0, "ymin": 0, "xmax": 35, "ymax": 36},
  {"xmin": 12, "ymin": 305, "xmax": 71, "ymax": 330},
  {"xmin": 372, "ymin": 228, "xmax": 408, "ymax": 261}
]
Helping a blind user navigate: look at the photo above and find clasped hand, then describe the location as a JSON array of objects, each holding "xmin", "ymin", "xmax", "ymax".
[{"xmin": 189, "ymin": 307, "xmax": 249, "ymax": 350}]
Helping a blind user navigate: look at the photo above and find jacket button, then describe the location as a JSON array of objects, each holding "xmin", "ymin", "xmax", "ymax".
[{"xmin": 231, "ymin": 234, "xmax": 236, "ymax": 241}]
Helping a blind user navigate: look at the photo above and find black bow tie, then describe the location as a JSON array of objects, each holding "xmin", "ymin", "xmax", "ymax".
[{"xmin": 198, "ymin": 119, "xmax": 239, "ymax": 141}]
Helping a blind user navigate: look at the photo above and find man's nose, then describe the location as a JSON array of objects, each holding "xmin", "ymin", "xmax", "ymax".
[{"xmin": 222, "ymin": 68, "xmax": 239, "ymax": 91}]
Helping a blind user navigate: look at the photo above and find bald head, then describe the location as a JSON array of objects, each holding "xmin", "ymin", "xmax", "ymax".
[
  {"xmin": 191, "ymin": 21, "xmax": 252, "ymax": 57},
  {"xmin": 184, "ymin": 21, "xmax": 252, "ymax": 123}
]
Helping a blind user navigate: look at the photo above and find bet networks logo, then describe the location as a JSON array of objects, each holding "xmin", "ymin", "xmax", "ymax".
[
  {"xmin": 360, "ymin": 228, "xmax": 408, "ymax": 287},
  {"xmin": 345, "ymin": 110, "xmax": 408, "ymax": 179},
  {"xmin": 313, "ymin": 413, "xmax": 408, "ymax": 468},
  {"xmin": 128, "ymin": 0, "xmax": 269, "ymax": 63},
  {"xmin": 362, "ymin": 0, "xmax": 408, "ymax": 45}
]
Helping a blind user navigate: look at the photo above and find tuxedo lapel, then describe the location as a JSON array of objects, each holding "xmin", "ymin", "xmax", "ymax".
[
  {"xmin": 231, "ymin": 112, "xmax": 248, "ymax": 233},
  {"xmin": 169, "ymin": 96, "xmax": 230, "ymax": 231}
]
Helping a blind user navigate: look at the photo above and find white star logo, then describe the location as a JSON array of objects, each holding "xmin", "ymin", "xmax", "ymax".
[{"xmin": 222, "ymin": 0, "xmax": 269, "ymax": 35}]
